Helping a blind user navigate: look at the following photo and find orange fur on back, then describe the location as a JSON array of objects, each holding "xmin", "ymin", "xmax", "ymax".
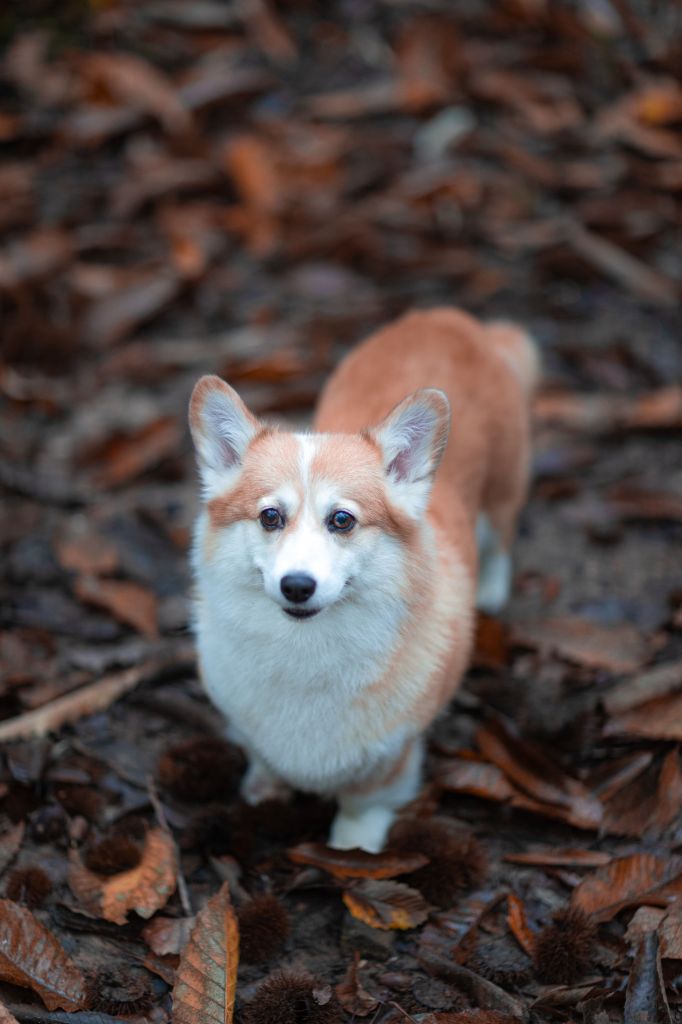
[{"xmin": 315, "ymin": 307, "xmax": 536, "ymax": 563}]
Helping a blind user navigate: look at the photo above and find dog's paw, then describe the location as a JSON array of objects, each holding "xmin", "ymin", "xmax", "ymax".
[
  {"xmin": 328, "ymin": 806, "xmax": 394, "ymax": 853},
  {"xmin": 241, "ymin": 762, "xmax": 292, "ymax": 805}
]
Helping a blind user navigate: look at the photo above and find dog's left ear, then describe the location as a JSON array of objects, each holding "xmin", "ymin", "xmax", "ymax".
[{"xmin": 369, "ymin": 388, "xmax": 450, "ymax": 516}]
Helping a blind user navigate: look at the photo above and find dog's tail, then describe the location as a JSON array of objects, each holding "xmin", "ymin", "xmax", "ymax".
[{"xmin": 485, "ymin": 321, "xmax": 541, "ymax": 397}]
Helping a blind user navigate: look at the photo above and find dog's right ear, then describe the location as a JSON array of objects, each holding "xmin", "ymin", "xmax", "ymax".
[{"xmin": 189, "ymin": 375, "xmax": 259, "ymax": 497}]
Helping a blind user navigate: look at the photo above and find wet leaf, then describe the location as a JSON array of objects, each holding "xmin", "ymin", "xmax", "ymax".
[
  {"xmin": 571, "ymin": 854, "xmax": 682, "ymax": 922},
  {"xmin": 287, "ymin": 842, "xmax": 428, "ymax": 879},
  {"xmin": 434, "ymin": 758, "xmax": 515, "ymax": 802},
  {"xmin": 343, "ymin": 879, "xmax": 429, "ymax": 930},
  {"xmin": 69, "ymin": 826, "xmax": 177, "ymax": 925},
  {"xmin": 171, "ymin": 882, "xmax": 238, "ymax": 1024},
  {"xmin": 0, "ymin": 899, "xmax": 86, "ymax": 1010}
]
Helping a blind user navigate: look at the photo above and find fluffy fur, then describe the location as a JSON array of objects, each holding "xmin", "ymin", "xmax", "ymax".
[{"xmin": 190, "ymin": 308, "xmax": 537, "ymax": 851}]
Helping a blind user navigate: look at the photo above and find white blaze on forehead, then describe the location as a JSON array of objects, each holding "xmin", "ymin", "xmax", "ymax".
[{"xmin": 271, "ymin": 434, "xmax": 343, "ymax": 595}]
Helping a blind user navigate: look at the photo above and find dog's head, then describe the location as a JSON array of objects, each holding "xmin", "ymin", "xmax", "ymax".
[{"xmin": 189, "ymin": 375, "xmax": 450, "ymax": 621}]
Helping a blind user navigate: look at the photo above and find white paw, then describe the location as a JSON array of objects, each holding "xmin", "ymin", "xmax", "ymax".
[
  {"xmin": 240, "ymin": 763, "xmax": 292, "ymax": 806},
  {"xmin": 476, "ymin": 550, "xmax": 512, "ymax": 614},
  {"xmin": 328, "ymin": 806, "xmax": 395, "ymax": 853}
]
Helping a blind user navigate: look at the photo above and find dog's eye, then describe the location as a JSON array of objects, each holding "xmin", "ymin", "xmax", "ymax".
[
  {"xmin": 259, "ymin": 508, "xmax": 283, "ymax": 530},
  {"xmin": 328, "ymin": 510, "xmax": 355, "ymax": 533}
]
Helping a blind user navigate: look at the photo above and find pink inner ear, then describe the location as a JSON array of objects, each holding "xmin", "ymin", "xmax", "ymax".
[{"xmin": 386, "ymin": 406, "xmax": 436, "ymax": 482}]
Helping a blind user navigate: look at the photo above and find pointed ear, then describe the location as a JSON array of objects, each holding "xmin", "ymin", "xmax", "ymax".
[
  {"xmin": 189, "ymin": 375, "xmax": 260, "ymax": 497},
  {"xmin": 369, "ymin": 388, "xmax": 450, "ymax": 516}
]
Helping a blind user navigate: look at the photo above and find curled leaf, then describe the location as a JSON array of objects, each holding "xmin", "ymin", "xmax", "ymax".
[
  {"xmin": 172, "ymin": 882, "xmax": 239, "ymax": 1024},
  {"xmin": 343, "ymin": 879, "xmax": 429, "ymax": 930},
  {"xmin": 0, "ymin": 899, "xmax": 86, "ymax": 1011},
  {"xmin": 287, "ymin": 842, "xmax": 428, "ymax": 879},
  {"xmin": 69, "ymin": 826, "xmax": 177, "ymax": 925},
  {"xmin": 571, "ymin": 854, "xmax": 682, "ymax": 922}
]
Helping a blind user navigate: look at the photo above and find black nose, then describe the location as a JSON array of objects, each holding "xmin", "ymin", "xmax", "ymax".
[{"xmin": 281, "ymin": 573, "xmax": 316, "ymax": 604}]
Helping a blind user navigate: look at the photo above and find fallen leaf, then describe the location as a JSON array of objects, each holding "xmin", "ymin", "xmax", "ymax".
[
  {"xmin": 82, "ymin": 271, "xmax": 180, "ymax": 348},
  {"xmin": 143, "ymin": 914, "xmax": 196, "ymax": 956},
  {"xmin": 434, "ymin": 758, "xmax": 515, "ymax": 802},
  {"xmin": 571, "ymin": 854, "xmax": 682, "ymax": 922},
  {"xmin": 603, "ymin": 659, "xmax": 682, "ymax": 716},
  {"xmin": 343, "ymin": 879, "xmax": 429, "ymax": 930},
  {"xmin": 0, "ymin": 229, "xmax": 73, "ymax": 291},
  {"xmin": 506, "ymin": 893, "xmax": 536, "ymax": 958},
  {"xmin": 659, "ymin": 904, "xmax": 682, "ymax": 959},
  {"xmin": 605, "ymin": 691, "xmax": 682, "ymax": 741},
  {"xmin": 0, "ymin": 650, "xmax": 191, "ymax": 742},
  {"xmin": 511, "ymin": 616, "xmax": 650, "ymax": 674},
  {"xmin": 419, "ymin": 947, "xmax": 526, "ymax": 1020},
  {"xmin": 475, "ymin": 716, "xmax": 602, "ymax": 829},
  {"xmin": 0, "ymin": 899, "xmax": 86, "ymax": 1011},
  {"xmin": 87, "ymin": 416, "xmax": 182, "ymax": 489},
  {"xmin": 81, "ymin": 52, "xmax": 192, "ymax": 135},
  {"xmin": 55, "ymin": 531, "xmax": 120, "ymax": 577},
  {"xmin": 0, "ymin": 823, "xmax": 25, "ymax": 877},
  {"xmin": 473, "ymin": 614, "xmax": 510, "ymax": 669},
  {"xmin": 73, "ymin": 576, "xmax": 158, "ymax": 638},
  {"xmin": 504, "ymin": 848, "xmax": 611, "ymax": 869},
  {"xmin": 69, "ymin": 826, "xmax": 177, "ymax": 925},
  {"xmin": 335, "ymin": 953, "xmax": 378, "ymax": 1016},
  {"xmin": 534, "ymin": 385, "xmax": 682, "ymax": 434},
  {"xmin": 624, "ymin": 930, "xmax": 671, "ymax": 1023},
  {"xmin": 171, "ymin": 882, "xmax": 238, "ymax": 1024},
  {"xmin": 287, "ymin": 842, "xmax": 428, "ymax": 879}
]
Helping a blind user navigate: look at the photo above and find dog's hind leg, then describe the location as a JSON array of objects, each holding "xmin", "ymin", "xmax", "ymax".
[
  {"xmin": 475, "ymin": 513, "xmax": 512, "ymax": 614},
  {"xmin": 329, "ymin": 739, "xmax": 423, "ymax": 853}
]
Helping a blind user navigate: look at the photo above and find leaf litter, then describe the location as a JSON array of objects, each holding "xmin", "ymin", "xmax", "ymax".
[{"xmin": 1, "ymin": 1, "xmax": 682, "ymax": 1021}]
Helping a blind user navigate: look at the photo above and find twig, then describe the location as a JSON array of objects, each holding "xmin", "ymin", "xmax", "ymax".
[
  {"xmin": 0, "ymin": 646, "xmax": 194, "ymax": 743},
  {"xmin": 147, "ymin": 773, "xmax": 192, "ymax": 917}
]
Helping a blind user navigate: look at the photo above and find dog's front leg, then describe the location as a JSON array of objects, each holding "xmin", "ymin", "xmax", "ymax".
[{"xmin": 329, "ymin": 738, "xmax": 423, "ymax": 853}]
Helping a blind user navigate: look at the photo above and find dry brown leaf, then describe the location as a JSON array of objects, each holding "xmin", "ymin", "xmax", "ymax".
[
  {"xmin": 604, "ymin": 660, "xmax": 682, "ymax": 716},
  {"xmin": 534, "ymin": 385, "xmax": 682, "ymax": 434},
  {"xmin": 171, "ymin": 882, "xmax": 238, "ymax": 1024},
  {"xmin": 343, "ymin": 879, "xmax": 429, "ymax": 931},
  {"xmin": 82, "ymin": 271, "xmax": 180, "ymax": 349},
  {"xmin": 81, "ymin": 52, "xmax": 192, "ymax": 135},
  {"xmin": 659, "ymin": 904, "xmax": 682, "ymax": 959},
  {"xmin": 0, "ymin": 229, "xmax": 73, "ymax": 290},
  {"xmin": 143, "ymin": 914, "xmax": 196, "ymax": 956},
  {"xmin": 73, "ymin": 575, "xmax": 158, "ymax": 638},
  {"xmin": 504, "ymin": 848, "xmax": 611, "ymax": 869},
  {"xmin": 287, "ymin": 842, "xmax": 428, "ymax": 879},
  {"xmin": 605, "ymin": 692, "xmax": 682, "ymax": 741},
  {"xmin": 0, "ymin": 899, "xmax": 86, "ymax": 1011},
  {"xmin": 55, "ymin": 531, "xmax": 119, "ymax": 577},
  {"xmin": 69, "ymin": 826, "xmax": 177, "ymax": 925},
  {"xmin": 506, "ymin": 893, "xmax": 536, "ymax": 958},
  {"xmin": 335, "ymin": 953, "xmax": 378, "ymax": 1016},
  {"xmin": 511, "ymin": 616, "xmax": 650, "ymax": 674},
  {"xmin": 434, "ymin": 758, "xmax": 515, "ymax": 802},
  {"xmin": 473, "ymin": 614, "xmax": 510, "ymax": 670},
  {"xmin": 475, "ymin": 717, "xmax": 602, "ymax": 829},
  {"xmin": 89, "ymin": 415, "xmax": 181, "ymax": 488},
  {"xmin": 571, "ymin": 854, "xmax": 682, "ymax": 922}
]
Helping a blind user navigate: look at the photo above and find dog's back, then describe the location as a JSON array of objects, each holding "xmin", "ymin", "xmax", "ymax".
[{"xmin": 315, "ymin": 308, "xmax": 537, "ymax": 575}]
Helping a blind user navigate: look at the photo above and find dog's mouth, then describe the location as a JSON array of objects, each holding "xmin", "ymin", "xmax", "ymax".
[{"xmin": 283, "ymin": 607, "xmax": 320, "ymax": 620}]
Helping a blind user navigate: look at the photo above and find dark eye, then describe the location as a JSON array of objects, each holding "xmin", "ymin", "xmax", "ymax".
[
  {"xmin": 259, "ymin": 508, "xmax": 283, "ymax": 530},
  {"xmin": 328, "ymin": 510, "xmax": 355, "ymax": 533}
]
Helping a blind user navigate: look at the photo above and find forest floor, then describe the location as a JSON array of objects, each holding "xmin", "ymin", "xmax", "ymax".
[{"xmin": 1, "ymin": 2, "xmax": 682, "ymax": 1022}]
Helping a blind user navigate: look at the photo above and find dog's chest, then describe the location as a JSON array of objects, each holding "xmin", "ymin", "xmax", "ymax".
[{"xmin": 198, "ymin": 611, "xmax": 404, "ymax": 790}]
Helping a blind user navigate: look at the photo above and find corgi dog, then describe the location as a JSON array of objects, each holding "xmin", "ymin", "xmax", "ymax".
[{"xmin": 189, "ymin": 308, "xmax": 538, "ymax": 853}]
